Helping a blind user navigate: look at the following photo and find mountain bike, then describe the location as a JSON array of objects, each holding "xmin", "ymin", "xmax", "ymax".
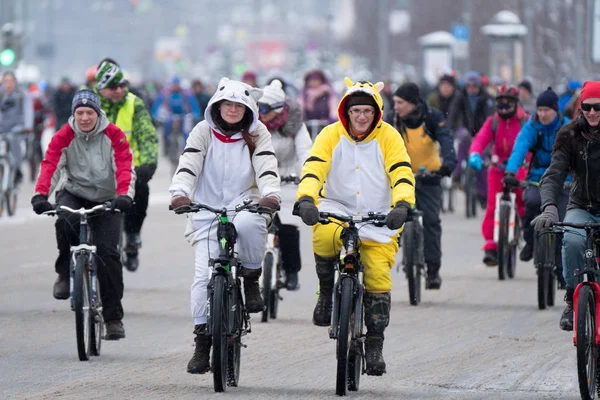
[
  {"xmin": 534, "ymin": 227, "xmax": 562, "ymax": 310},
  {"xmin": 43, "ymin": 203, "xmax": 116, "ymax": 361},
  {"xmin": 494, "ymin": 182, "xmax": 525, "ymax": 280},
  {"xmin": 0, "ymin": 131, "xmax": 18, "ymax": 217},
  {"xmin": 261, "ymin": 175, "xmax": 297, "ymax": 323},
  {"xmin": 172, "ymin": 200, "xmax": 275, "ymax": 392},
  {"xmin": 552, "ymin": 221, "xmax": 600, "ymax": 400},
  {"xmin": 310, "ymin": 210, "xmax": 387, "ymax": 396}
]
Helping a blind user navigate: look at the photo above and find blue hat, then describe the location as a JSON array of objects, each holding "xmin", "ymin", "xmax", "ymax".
[
  {"xmin": 465, "ymin": 71, "xmax": 481, "ymax": 86},
  {"xmin": 72, "ymin": 89, "xmax": 102, "ymax": 116},
  {"xmin": 568, "ymin": 80, "xmax": 582, "ymax": 91},
  {"xmin": 536, "ymin": 87, "xmax": 559, "ymax": 111}
]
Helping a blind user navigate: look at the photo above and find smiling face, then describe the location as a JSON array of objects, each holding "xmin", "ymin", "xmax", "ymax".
[
  {"xmin": 347, "ymin": 105, "xmax": 375, "ymax": 135},
  {"xmin": 99, "ymin": 83, "xmax": 126, "ymax": 103},
  {"xmin": 74, "ymin": 106, "xmax": 98, "ymax": 132},
  {"xmin": 582, "ymin": 97, "xmax": 600, "ymax": 127},
  {"xmin": 220, "ymin": 100, "xmax": 246, "ymax": 124}
]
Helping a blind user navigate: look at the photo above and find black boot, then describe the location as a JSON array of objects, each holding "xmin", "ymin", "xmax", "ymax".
[
  {"xmin": 560, "ymin": 287, "xmax": 574, "ymax": 331},
  {"xmin": 313, "ymin": 254, "xmax": 335, "ymax": 326},
  {"xmin": 364, "ymin": 292, "xmax": 390, "ymax": 376},
  {"xmin": 483, "ymin": 250, "xmax": 498, "ymax": 267},
  {"xmin": 519, "ymin": 243, "xmax": 534, "ymax": 262},
  {"xmin": 426, "ymin": 263, "xmax": 442, "ymax": 290},
  {"xmin": 242, "ymin": 268, "xmax": 264, "ymax": 313},
  {"xmin": 53, "ymin": 274, "xmax": 70, "ymax": 300},
  {"xmin": 187, "ymin": 324, "xmax": 211, "ymax": 374},
  {"xmin": 125, "ymin": 233, "xmax": 141, "ymax": 272}
]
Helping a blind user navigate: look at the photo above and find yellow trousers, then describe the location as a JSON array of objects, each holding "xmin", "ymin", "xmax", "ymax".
[{"xmin": 312, "ymin": 222, "xmax": 398, "ymax": 293}]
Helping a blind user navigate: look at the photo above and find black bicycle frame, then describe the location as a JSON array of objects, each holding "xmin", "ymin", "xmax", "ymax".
[{"xmin": 69, "ymin": 212, "xmax": 100, "ymax": 311}]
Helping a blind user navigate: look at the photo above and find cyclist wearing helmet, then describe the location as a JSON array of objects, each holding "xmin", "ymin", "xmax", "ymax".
[{"xmin": 468, "ymin": 85, "xmax": 530, "ymax": 265}]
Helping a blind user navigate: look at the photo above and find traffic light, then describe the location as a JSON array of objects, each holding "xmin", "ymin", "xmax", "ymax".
[{"xmin": 1, "ymin": 24, "xmax": 20, "ymax": 68}]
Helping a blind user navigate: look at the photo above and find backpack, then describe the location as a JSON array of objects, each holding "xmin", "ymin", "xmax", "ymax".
[{"xmin": 490, "ymin": 113, "xmax": 529, "ymax": 137}]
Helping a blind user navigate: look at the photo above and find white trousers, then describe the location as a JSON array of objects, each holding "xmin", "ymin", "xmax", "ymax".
[{"xmin": 191, "ymin": 211, "xmax": 268, "ymax": 325}]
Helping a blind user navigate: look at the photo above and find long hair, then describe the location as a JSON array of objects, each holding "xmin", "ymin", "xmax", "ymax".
[{"xmin": 211, "ymin": 102, "xmax": 257, "ymax": 155}]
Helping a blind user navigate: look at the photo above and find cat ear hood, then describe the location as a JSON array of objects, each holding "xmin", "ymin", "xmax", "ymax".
[{"xmin": 205, "ymin": 77, "xmax": 264, "ymax": 131}]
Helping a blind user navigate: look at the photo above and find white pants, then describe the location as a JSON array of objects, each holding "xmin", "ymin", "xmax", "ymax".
[{"xmin": 191, "ymin": 211, "xmax": 268, "ymax": 325}]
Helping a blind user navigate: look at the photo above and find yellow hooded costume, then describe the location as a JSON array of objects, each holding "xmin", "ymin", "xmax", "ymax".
[{"xmin": 296, "ymin": 78, "xmax": 415, "ymax": 292}]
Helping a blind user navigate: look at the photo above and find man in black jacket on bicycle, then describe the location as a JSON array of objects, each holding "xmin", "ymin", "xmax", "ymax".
[{"xmin": 386, "ymin": 82, "xmax": 457, "ymax": 289}]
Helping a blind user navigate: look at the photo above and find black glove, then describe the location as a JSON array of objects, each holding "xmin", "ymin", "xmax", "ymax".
[
  {"xmin": 386, "ymin": 201, "xmax": 411, "ymax": 230},
  {"xmin": 437, "ymin": 164, "xmax": 454, "ymax": 177},
  {"xmin": 135, "ymin": 164, "xmax": 156, "ymax": 185},
  {"xmin": 111, "ymin": 195, "xmax": 133, "ymax": 212},
  {"xmin": 532, "ymin": 205, "xmax": 559, "ymax": 230},
  {"xmin": 31, "ymin": 194, "xmax": 53, "ymax": 215},
  {"xmin": 502, "ymin": 171, "xmax": 519, "ymax": 188},
  {"xmin": 294, "ymin": 196, "xmax": 319, "ymax": 226}
]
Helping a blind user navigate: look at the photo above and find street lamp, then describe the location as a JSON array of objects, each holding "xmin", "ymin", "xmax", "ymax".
[{"xmin": 480, "ymin": 11, "xmax": 528, "ymax": 84}]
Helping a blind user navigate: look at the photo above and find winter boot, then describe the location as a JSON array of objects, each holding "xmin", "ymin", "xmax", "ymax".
[
  {"xmin": 53, "ymin": 274, "xmax": 70, "ymax": 300},
  {"xmin": 125, "ymin": 233, "xmax": 141, "ymax": 272},
  {"xmin": 242, "ymin": 268, "xmax": 264, "ymax": 313},
  {"xmin": 187, "ymin": 324, "xmax": 211, "ymax": 374},
  {"xmin": 425, "ymin": 263, "xmax": 442, "ymax": 290},
  {"xmin": 364, "ymin": 292, "xmax": 391, "ymax": 376},
  {"xmin": 313, "ymin": 254, "xmax": 336, "ymax": 326},
  {"xmin": 483, "ymin": 249, "xmax": 498, "ymax": 267},
  {"xmin": 519, "ymin": 243, "xmax": 534, "ymax": 262},
  {"xmin": 560, "ymin": 287, "xmax": 574, "ymax": 331}
]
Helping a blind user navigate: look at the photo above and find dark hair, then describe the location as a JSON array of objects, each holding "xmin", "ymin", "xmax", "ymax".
[{"xmin": 211, "ymin": 102, "xmax": 257, "ymax": 155}]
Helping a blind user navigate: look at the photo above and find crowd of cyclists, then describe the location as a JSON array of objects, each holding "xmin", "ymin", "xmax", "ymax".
[{"xmin": 1, "ymin": 56, "xmax": 596, "ymax": 388}]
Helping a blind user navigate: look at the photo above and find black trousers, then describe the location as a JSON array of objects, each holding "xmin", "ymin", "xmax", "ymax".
[
  {"xmin": 415, "ymin": 177, "xmax": 443, "ymax": 267},
  {"xmin": 522, "ymin": 185, "xmax": 569, "ymax": 246},
  {"xmin": 54, "ymin": 190, "xmax": 124, "ymax": 322},
  {"xmin": 125, "ymin": 179, "xmax": 150, "ymax": 235},
  {"xmin": 273, "ymin": 214, "xmax": 302, "ymax": 273}
]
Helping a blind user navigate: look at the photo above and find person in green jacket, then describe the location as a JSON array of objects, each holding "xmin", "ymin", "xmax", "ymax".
[{"xmin": 95, "ymin": 58, "xmax": 158, "ymax": 272}]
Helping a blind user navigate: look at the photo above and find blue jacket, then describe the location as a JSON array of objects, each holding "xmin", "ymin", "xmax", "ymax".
[
  {"xmin": 151, "ymin": 88, "xmax": 200, "ymax": 120},
  {"xmin": 505, "ymin": 114, "xmax": 570, "ymax": 182}
]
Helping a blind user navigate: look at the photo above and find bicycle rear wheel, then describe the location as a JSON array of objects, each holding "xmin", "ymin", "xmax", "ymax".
[
  {"xmin": 73, "ymin": 254, "xmax": 92, "ymax": 361},
  {"xmin": 5, "ymin": 189, "xmax": 17, "ymax": 217},
  {"xmin": 464, "ymin": 167, "xmax": 477, "ymax": 219},
  {"xmin": 537, "ymin": 266, "xmax": 549, "ymax": 310},
  {"xmin": 336, "ymin": 278, "xmax": 353, "ymax": 396},
  {"xmin": 91, "ymin": 274, "xmax": 102, "ymax": 356},
  {"xmin": 211, "ymin": 274, "xmax": 228, "ymax": 392},
  {"xmin": 261, "ymin": 252, "xmax": 273, "ymax": 323},
  {"xmin": 403, "ymin": 222, "xmax": 421, "ymax": 306},
  {"xmin": 576, "ymin": 285, "xmax": 597, "ymax": 400},
  {"xmin": 227, "ymin": 287, "xmax": 243, "ymax": 387},
  {"xmin": 547, "ymin": 269, "xmax": 556, "ymax": 307}
]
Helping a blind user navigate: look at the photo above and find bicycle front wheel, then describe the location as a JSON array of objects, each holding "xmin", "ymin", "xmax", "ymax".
[
  {"xmin": 261, "ymin": 252, "xmax": 273, "ymax": 323},
  {"xmin": 403, "ymin": 222, "xmax": 421, "ymax": 306},
  {"xmin": 497, "ymin": 205, "xmax": 510, "ymax": 281},
  {"xmin": 91, "ymin": 274, "xmax": 102, "ymax": 356},
  {"xmin": 227, "ymin": 288, "xmax": 243, "ymax": 387},
  {"xmin": 73, "ymin": 254, "xmax": 92, "ymax": 361},
  {"xmin": 211, "ymin": 274, "xmax": 228, "ymax": 393},
  {"xmin": 336, "ymin": 278, "xmax": 354, "ymax": 396},
  {"xmin": 577, "ymin": 284, "xmax": 598, "ymax": 400}
]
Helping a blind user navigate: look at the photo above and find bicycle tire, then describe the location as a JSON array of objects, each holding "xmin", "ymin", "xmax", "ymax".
[
  {"xmin": 507, "ymin": 217, "xmax": 519, "ymax": 279},
  {"xmin": 74, "ymin": 254, "xmax": 92, "ymax": 361},
  {"xmin": 448, "ymin": 184, "xmax": 455, "ymax": 213},
  {"xmin": 211, "ymin": 274, "xmax": 228, "ymax": 392},
  {"xmin": 465, "ymin": 168, "xmax": 477, "ymax": 219},
  {"xmin": 270, "ymin": 258, "xmax": 282, "ymax": 320},
  {"xmin": 5, "ymin": 189, "xmax": 16, "ymax": 217},
  {"xmin": 91, "ymin": 274, "xmax": 102, "ymax": 356},
  {"xmin": 403, "ymin": 222, "xmax": 420, "ymax": 306},
  {"xmin": 497, "ymin": 205, "xmax": 510, "ymax": 281},
  {"xmin": 227, "ymin": 288, "xmax": 242, "ymax": 387},
  {"xmin": 261, "ymin": 252, "xmax": 273, "ymax": 323},
  {"xmin": 336, "ymin": 278, "xmax": 353, "ymax": 396},
  {"xmin": 547, "ymin": 269, "xmax": 556, "ymax": 307},
  {"xmin": 576, "ymin": 285, "xmax": 597, "ymax": 400},
  {"xmin": 347, "ymin": 296, "xmax": 363, "ymax": 392},
  {"xmin": 537, "ymin": 266, "xmax": 549, "ymax": 310}
]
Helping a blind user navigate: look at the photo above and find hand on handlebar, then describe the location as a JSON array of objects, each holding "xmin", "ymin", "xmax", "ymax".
[
  {"xmin": 386, "ymin": 201, "xmax": 411, "ymax": 230},
  {"xmin": 171, "ymin": 195, "xmax": 191, "ymax": 210},
  {"xmin": 31, "ymin": 194, "xmax": 53, "ymax": 215},
  {"xmin": 531, "ymin": 205, "xmax": 559, "ymax": 230},
  {"xmin": 293, "ymin": 196, "xmax": 319, "ymax": 226},
  {"xmin": 111, "ymin": 195, "xmax": 133, "ymax": 213},
  {"xmin": 502, "ymin": 171, "xmax": 520, "ymax": 189}
]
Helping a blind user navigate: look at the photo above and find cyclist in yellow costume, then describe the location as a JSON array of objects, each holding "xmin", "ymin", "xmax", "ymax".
[{"xmin": 294, "ymin": 78, "xmax": 415, "ymax": 376}]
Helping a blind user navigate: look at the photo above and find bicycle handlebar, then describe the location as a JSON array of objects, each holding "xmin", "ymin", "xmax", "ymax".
[
  {"xmin": 552, "ymin": 221, "xmax": 600, "ymax": 230},
  {"xmin": 42, "ymin": 202, "xmax": 117, "ymax": 216},
  {"xmin": 281, "ymin": 175, "xmax": 299, "ymax": 184},
  {"xmin": 318, "ymin": 211, "xmax": 387, "ymax": 226},
  {"xmin": 170, "ymin": 200, "xmax": 279, "ymax": 216}
]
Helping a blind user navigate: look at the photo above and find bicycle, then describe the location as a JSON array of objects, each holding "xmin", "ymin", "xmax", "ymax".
[
  {"xmin": 534, "ymin": 227, "xmax": 564, "ymax": 310},
  {"xmin": 462, "ymin": 161, "xmax": 479, "ymax": 219},
  {"xmin": 0, "ymin": 131, "xmax": 18, "ymax": 217},
  {"xmin": 172, "ymin": 200, "xmax": 275, "ymax": 392},
  {"xmin": 42, "ymin": 203, "xmax": 116, "ymax": 361},
  {"xmin": 261, "ymin": 175, "xmax": 298, "ymax": 323},
  {"xmin": 24, "ymin": 130, "xmax": 42, "ymax": 182},
  {"xmin": 167, "ymin": 114, "xmax": 187, "ymax": 176},
  {"xmin": 440, "ymin": 175, "xmax": 455, "ymax": 214},
  {"xmin": 551, "ymin": 221, "xmax": 600, "ymax": 400},
  {"xmin": 304, "ymin": 209, "xmax": 387, "ymax": 396},
  {"xmin": 494, "ymin": 181, "xmax": 525, "ymax": 280}
]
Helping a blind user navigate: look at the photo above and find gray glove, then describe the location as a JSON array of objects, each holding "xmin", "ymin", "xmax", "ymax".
[
  {"xmin": 532, "ymin": 205, "xmax": 559, "ymax": 230},
  {"xmin": 294, "ymin": 196, "xmax": 319, "ymax": 226},
  {"xmin": 386, "ymin": 201, "xmax": 411, "ymax": 230}
]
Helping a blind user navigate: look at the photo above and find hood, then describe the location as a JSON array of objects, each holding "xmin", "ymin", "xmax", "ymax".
[
  {"xmin": 337, "ymin": 77, "xmax": 385, "ymax": 140},
  {"xmin": 68, "ymin": 111, "xmax": 110, "ymax": 138},
  {"xmin": 204, "ymin": 77, "xmax": 263, "ymax": 133}
]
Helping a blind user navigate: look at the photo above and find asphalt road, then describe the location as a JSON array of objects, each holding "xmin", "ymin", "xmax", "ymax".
[{"xmin": 0, "ymin": 161, "xmax": 581, "ymax": 400}]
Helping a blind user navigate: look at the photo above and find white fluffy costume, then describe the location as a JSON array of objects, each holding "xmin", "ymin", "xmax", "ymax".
[{"xmin": 169, "ymin": 77, "xmax": 281, "ymax": 324}]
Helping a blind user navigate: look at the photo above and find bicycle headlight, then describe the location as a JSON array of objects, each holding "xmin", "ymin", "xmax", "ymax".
[{"xmin": 0, "ymin": 140, "xmax": 7, "ymax": 156}]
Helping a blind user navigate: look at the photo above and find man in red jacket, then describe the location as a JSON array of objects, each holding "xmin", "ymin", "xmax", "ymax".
[{"xmin": 31, "ymin": 89, "xmax": 135, "ymax": 340}]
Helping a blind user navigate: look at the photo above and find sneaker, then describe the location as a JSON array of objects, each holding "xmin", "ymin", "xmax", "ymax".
[
  {"xmin": 53, "ymin": 274, "xmax": 70, "ymax": 300},
  {"xmin": 519, "ymin": 243, "xmax": 534, "ymax": 262},
  {"xmin": 285, "ymin": 271, "xmax": 299, "ymax": 291},
  {"xmin": 105, "ymin": 320, "xmax": 126, "ymax": 340},
  {"xmin": 483, "ymin": 250, "xmax": 498, "ymax": 267},
  {"xmin": 365, "ymin": 337, "xmax": 386, "ymax": 376},
  {"xmin": 312, "ymin": 291, "xmax": 333, "ymax": 326},
  {"xmin": 242, "ymin": 268, "xmax": 264, "ymax": 313},
  {"xmin": 187, "ymin": 324, "xmax": 211, "ymax": 374}
]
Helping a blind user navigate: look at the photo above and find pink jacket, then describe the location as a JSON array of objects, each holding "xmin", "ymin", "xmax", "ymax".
[{"xmin": 470, "ymin": 106, "xmax": 529, "ymax": 167}]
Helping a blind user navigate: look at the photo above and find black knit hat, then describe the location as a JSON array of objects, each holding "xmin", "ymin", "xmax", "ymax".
[
  {"xmin": 72, "ymin": 89, "xmax": 102, "ymax": 116},
  {"xmin": 518, "ymin": 80, "xmax": 533, "ymax": 94},
  {"xmin": 439, "ymin": 74, "xmax": 456, "ymax": 87},
  {"xmin": 344, "ymin": 92, "xmax": 377, "ymax": 110},
  {"xmin": 394, "ymin": 82, "xmax": 421, "ymax": 105},
  {"xmin": 536, "ymin": 87, "xmax": 559, "ymax": 111}
]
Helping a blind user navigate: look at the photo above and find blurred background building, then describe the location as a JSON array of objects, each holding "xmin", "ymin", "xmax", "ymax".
[{"xmin": 0, "ymin": 0, "xmax": 599, "ymax": 91}]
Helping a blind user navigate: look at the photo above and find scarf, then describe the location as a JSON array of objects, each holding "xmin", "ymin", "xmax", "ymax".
[{"xmin": 263, "ymin": 104, "xmax": 289, "ymax": 132}]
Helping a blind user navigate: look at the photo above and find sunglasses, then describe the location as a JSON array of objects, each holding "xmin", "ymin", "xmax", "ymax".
[
  {"xmin": 496, "ymin": 102, "xmax": 515, "ymax": 110},
  {"xmin": 581, "ymin": 103, "xmax": 600, "ymax": 112},
  {"xmin": 258, "ymin": 102, "xmax": 284, "ymax": 114},
  {"xmin": 106, "ymin": 81, "xmax": 126, "ymax": 90}
]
